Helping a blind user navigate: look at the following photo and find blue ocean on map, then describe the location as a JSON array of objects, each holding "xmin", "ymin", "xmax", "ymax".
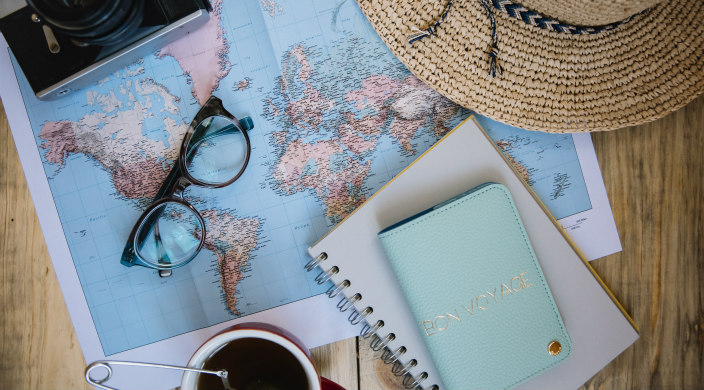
[{"xmin": 10, "ymin": 0, "xmax": 590, "ymax": 355}]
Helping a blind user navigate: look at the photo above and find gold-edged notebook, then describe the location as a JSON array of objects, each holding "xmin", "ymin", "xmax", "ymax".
[{"xmin": 305, "ymin": 117, "xmax": 638, "ymax": 389}]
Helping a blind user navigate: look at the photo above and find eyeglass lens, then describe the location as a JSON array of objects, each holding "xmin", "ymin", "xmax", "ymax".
[
  {"xmin": 135, "ymin": 202, "xmax": 204, "ymax": 268},
  {"xmin": 185, "ymin": 115, "xmax": 249, "ymax": 185}
]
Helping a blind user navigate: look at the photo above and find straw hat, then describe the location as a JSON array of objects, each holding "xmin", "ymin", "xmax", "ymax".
[{"xmin": 357, "ymin": 0, "xmax": 704, "ymax": 132}]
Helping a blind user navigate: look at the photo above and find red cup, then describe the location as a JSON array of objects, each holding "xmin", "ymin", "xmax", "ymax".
[{"xmin": 180, "ymin": 322, "xmax": 344, "ymax": 390}]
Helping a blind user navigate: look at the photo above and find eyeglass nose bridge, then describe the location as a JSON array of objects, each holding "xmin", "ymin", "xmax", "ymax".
[
  {"xmin": 151, "ymin": 161, "xmax": 195, "ymax": 202},
  {"xmin": 172, "ymin": 176, "xmax": 193, "ymax": 198}
]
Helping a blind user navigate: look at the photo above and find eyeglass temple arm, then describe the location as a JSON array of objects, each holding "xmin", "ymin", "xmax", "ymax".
[
  {"xmin": 192, "ymin": 95, "xmax": 253, "ymax": 137},
  {"xmin": 192, "ymin": 96, "xmax": 251, "ymax": 129},
  {"xmin": 193, "ymin": 96, "xmax": 229, "ymax": 125},
  {"xmin": 193, "ymin": 96, "xmax": 252, "ymax": 130},
  {"xmin": 120, "ymin": 157, "xmax": 183, "ymax": 267},
  {"xmin": 153, "ymin": 163, "xmax": 186, "ymax": 201},
  {"xmin": 119, "ymin": 198, "xmax": 168, "ymax": 267}
]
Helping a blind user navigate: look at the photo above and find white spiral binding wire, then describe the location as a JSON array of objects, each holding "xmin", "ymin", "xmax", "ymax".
[{"xmin": 306, "ymin": 252, "xmax": 439, "ymax": 390}]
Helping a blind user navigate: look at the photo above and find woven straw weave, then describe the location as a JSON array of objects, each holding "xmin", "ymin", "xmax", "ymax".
[
  {"xmin": 357, "ymin": 0, "xmax": 704, "ymax": 132},
  {"xmin": 517, "ymin": 0, "xmax": 659, "ymax": 25}
]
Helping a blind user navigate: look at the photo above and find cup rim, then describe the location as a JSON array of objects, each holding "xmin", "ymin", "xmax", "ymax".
[{"xmin": 181, "ymin": 326, "xmax": 320, "ymax": 390}]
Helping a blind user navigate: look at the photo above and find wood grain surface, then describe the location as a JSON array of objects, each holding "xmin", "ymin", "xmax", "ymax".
[{"xmin": 1, "ymin": 94, "xmax": 703, "ymax": 389}]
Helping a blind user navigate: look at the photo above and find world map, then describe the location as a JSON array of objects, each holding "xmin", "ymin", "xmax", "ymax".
[
  {"xmin": 264, "ymin": 39, "xmax": 460, "ymax": 223},
  {"xmin": 12, "ymin": 0, "xmax": 590, "ymax": 355}
]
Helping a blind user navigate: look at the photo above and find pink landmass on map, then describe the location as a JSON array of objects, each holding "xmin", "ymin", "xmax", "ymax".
[
  {"xmin": 277, "ymin": 47, "xmax": 334, "ymax": 132},
  {"xmin": 272, "ymin": 131, "xmax": 288, "ymax": 145},
  {"xmin": 236, "ymin": 78, "xmax": 251, "ymax": 91},
  {"xmin": 281, "ymin": 46, "xmax": 312, "ymax": 94},
  {"xmin": 266, "ymin": 98, "xmax": 281, "ymax": 117},
  {"xmin": 158, "ymin": 0, "xmax": 230, "ymax": 105},
  {"xmin": 111, "ymin": 158, "xmax": 169, "ymax": 199},
  {"xmin": 341, "ymin": 74, "xmax": 458, "ymax": 154},
  {"xmin": 346, "ymin": 111, "xmax": 388, "ymax": 137},
  {"xmin": 284, "ymin": 84, "xmax": 334, "ymax": 132},
  {"xmin": 39, "ymin": 121, "xmax": 78, "ymax": 167},
  {"xmin": 345, "ymin": 74, "xmax": 398, "ymax": 110},
  {"xmin": 38, "ymin": 81, "xmax": 188, "ymax": 201},
  {"xmin": 268, "ymin": 44, "xmax": 460, "ymax": 222},
  {"xmin": 324, "ymin": 161, "xmax": 370, "ymax": 219},
  {"xmin": 259, "ymin": 0, "xmax": 283, "ymax": 17},
  {"xmin": 496, "ymin": 141, "xmax": 531, "ymax": 183},
  {"xmin": 338, "ymin": 120, "xmax": 377, "ymax": 154},
  {"xmin": 343, "ymin": 75, "xmax": 458, "ymax": 153},
  {"xmin": 201, "ymin": 210, "xmax": 260, "ymax": 314},
  {"xmin": 274, "ymin": 139, "xmax": 370, "ymax": 220},
  {"xmin": 387, "ymin": 76, "xmax": 459, "ymax": 152},
  {"xmin": 290, "ymin": 46, "xmax": 311, "ymax": 82},
  {"xmin": 390, "ymin": 117, "xmax": 426, "ymax": 154}
]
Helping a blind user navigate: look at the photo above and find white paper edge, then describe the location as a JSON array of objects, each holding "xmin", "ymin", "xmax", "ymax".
[{"xmin": 557, "ymin": 133, "xmax": 622, "ymax": 260}]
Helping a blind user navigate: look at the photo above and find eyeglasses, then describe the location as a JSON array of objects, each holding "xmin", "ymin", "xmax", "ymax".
[{"xmin": 120, "ymin": 96, "xmax": 253, "ymax": 277}]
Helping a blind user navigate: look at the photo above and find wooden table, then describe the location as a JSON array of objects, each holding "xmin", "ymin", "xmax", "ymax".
[{"xmin": 2, "ymin": 94, "xmax": 703, "ymax": 389}]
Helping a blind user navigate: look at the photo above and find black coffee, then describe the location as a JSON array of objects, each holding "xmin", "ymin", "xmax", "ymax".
[{"xmin": 196, "ymin": 337, "xmax": 310, "ymax": 390}]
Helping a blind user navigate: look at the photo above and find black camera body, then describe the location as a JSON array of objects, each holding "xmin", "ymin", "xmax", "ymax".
[{"xmin": 0, "ymin": 0, "xmax": 211, "ymax": 100}]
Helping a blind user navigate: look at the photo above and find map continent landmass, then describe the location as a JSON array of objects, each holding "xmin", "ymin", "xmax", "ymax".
[
  {"xmin": 158, "ymin": 0, "xmax": 230, "ymax": 105},
  {"xmin": 264, "ymin": 41, "xmax": 461, "ymax": 223},
  {"xmin": 259, "ymin": 0, "xmax": 283, "ymax": 17},
  {"xmin": 496, "ymin": 140, "xmax": 531, "ymax": 183},
  {"xmin": 274, "ymin": 138, "xmax": 371, "ymax": 220},
  {"xmin": 385, "ymin": 76, "xmax": 458, "ymax": 152},
  {"xmin": 39, "ymin": 79, "xmax": 187, "ymax": 200},
  {"xmin": 235, "ymin": 78, "xmax": 252, "ymax": 91},
  {"xmin": 201, "ymin": 210, "xmax": 261, "ymax": 314},
  {"xmin": 38, "ymin": 75, "xmax": 261, "ymax": 315}
]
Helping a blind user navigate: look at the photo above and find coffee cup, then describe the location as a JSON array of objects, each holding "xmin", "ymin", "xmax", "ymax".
[{"xmin": 181, "ymin": 322, "xmax": 344, "ymax": 390}]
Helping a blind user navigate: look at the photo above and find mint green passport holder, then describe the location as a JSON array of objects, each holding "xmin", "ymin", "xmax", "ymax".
[{"xmin": 378, "ymin": 183, "xmax": 571, "ymax": 389}]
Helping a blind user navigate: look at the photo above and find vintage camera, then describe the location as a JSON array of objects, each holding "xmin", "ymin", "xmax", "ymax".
[{"xmin": 0, "ymin": 0, "xmax": 211, "ymax": 100}]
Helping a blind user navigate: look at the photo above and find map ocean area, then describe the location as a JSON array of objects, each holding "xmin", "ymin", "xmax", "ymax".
[{"xmin": 0, "ymin": 0, "xmax": 619, "ymax": 375}]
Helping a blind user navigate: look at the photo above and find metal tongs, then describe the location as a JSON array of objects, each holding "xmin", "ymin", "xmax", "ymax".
[{"xmin": 85, "ymin": 360, "xmax": 236, "ymax": 390}]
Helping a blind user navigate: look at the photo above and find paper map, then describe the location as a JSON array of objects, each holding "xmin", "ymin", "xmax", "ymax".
[{"xmin": 0, "ymin": 0, "xmax": 620, "ymax": 387}]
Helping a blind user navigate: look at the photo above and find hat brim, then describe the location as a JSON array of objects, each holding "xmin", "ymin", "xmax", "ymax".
[{"xmin": 357, "ymin": 0, "xmax": 704, "ymax": 132}]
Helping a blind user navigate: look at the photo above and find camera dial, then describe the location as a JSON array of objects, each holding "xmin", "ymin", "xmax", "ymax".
[{"xmin": 26, "ymin": 0, "xmax": 144, "ymax": 46}]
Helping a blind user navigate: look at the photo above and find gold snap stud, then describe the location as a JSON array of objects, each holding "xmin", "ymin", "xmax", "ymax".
[{"xmin": 548, "ymin": 341, "xmax": 562, "ymax": 356}]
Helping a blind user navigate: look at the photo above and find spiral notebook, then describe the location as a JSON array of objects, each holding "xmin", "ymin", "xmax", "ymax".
[{"xmin": 305, "ymin": 117, "xmax": 638, "ymax": 389}]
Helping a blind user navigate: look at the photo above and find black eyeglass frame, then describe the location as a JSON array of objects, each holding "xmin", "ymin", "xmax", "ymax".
[{"xmin": 120, "ymin": 96, "xmax": 252, "ymax": 277}]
